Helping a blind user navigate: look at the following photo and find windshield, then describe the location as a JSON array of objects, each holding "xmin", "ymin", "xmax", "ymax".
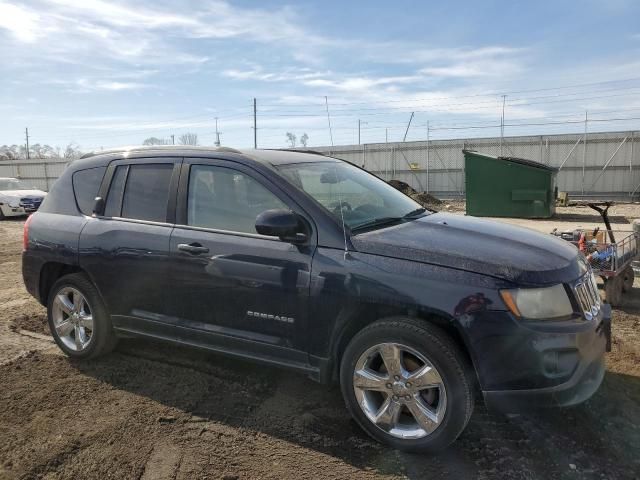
[
  {"xmin": 277, "ymin": 161, "xmax": 427, "ymax": 231},
  {"xmin": 0, "ymin": 178, "xmax": 30, "ymax": 191}
]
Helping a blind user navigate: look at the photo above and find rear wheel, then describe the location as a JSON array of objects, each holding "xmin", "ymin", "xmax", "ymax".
[
  {"xmin": 47, "ymin": 273, "xmax": 117, "ymax": 359},
  {"xmin": 340, "ymin": 317, "xmax": 473, "ymax": 452}
]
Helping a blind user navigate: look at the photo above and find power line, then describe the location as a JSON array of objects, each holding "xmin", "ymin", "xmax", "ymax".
[{"xmin": 258, "ymin": 76, "xmax": 640, "ymax": 108}]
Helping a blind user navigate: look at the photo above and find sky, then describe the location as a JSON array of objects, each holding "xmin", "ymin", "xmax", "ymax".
[{"xmin": 1, "ymin": 0, "xmax": 640, "ymax": 151}]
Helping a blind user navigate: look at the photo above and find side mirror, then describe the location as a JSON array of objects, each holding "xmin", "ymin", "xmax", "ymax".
[
  {"xmin": 93, "ymin": 196, "xmax": 105, "ymax": 216},
  {"xmin": 255, "ymin": 209, "xmax": 307, "ymax": 243}
]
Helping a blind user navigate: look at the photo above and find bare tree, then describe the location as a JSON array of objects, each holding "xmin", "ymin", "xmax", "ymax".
[
  {"xmin": 63, "ymin": 143, "xmax": 83, "ymax": 159},
  {"xmin": 143, "ymin": 137, "xmax": 170, "ymax": 146},
  {"xmin": 29, "ymin": 144, "xmax": 57, "ymax": 159},
  {"xmin": 286, "ymin": 132, "xmax": 297, "ymax": 148},
  {"xmin": 300, "ymin": 133, "xmax": 309, "ymax": 147},
  {"xmin": 0, "ymin": 145, "xmax": 21, "ymax": 160},
  {"xmin": 178, "ymin": 133, "xmax": 198, "ymax": 146}
]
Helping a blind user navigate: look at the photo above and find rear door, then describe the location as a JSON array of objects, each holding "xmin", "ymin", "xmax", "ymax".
[
  {"xmin": 79, "ymin": 158, "xmax": 181, "ymax": 327},
  {"xmin": 166, "ymin": 158, "xmax": 316, "ymax": 364}
]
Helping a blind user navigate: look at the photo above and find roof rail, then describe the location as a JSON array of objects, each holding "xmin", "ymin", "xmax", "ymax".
[
  {"xmin": 266, "ymin": 148, "xmax": 327, "ymax": 156},
  {"xmin": 80, "ymin": 145, "xmax": 245, "ymax": 159},
  {"xmin": 215, "ymin": 146, "xmax": 243, "ymax": 154}
]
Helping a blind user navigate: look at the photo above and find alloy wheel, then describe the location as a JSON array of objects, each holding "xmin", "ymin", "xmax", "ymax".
[
  {"xmin": 352, "ymin": 342, "xmax": 447, "ymax": 440},
  {"xmin": 51, "ymin": 287, "xmax": 94, "ymax": 351}
]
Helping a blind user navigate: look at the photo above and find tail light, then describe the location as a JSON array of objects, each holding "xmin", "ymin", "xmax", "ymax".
[{"xmin": 23, "ymin": 214, "xmax": 34, "ymax": 251}]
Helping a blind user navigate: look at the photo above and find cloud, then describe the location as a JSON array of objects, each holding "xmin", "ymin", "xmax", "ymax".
[
  {"xmin": 303, "ymin": 75, "xmax": 422, "ymax": 92},
  {"xmin": 420, "ymin": 59, "xmax": 523, "ymax": 78},
  {"xmin": 0, "ymin": 1, "xmax": 43, "ymax": 43},
  {"xmin": 222, "ymin": 66, "xmax": 329, "ymax": 83}
]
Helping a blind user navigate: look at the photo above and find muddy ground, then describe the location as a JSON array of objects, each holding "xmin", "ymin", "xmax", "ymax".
[{"xmin": 1, "ymin": 213, "xmax": 639, "ymax": 480}]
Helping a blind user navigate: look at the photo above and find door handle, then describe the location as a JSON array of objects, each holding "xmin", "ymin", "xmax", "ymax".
[{"xmin": 177, "ymin": 243, "xmax": 210, "ymax": 255}]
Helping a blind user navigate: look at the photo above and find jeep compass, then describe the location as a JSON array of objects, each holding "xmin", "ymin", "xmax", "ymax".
[{"xmin": 22, "ymin": 146, "xmax": 611, "ymax": 452}]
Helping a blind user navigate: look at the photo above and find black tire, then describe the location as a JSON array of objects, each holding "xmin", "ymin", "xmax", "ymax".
[
  {"xmin": 604, "ymin": 276, "xmax": 623, "ymax": 306},
  {"xmin": 47, "ymin": 273, "xmax": 117, "ymax": 359},
  {"xmin": 340, "ymin": 317, "xmax": 474, "ymax": 452},
  {"xmin": 622, "ymin": 266, "xmax": 635, "ymax": 293},
  {"xmin": 0, "ymin": 207, "xmax": 5, "ymax": 220}
]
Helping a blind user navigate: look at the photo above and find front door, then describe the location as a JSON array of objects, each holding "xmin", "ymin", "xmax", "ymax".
[{"xmin": 167, "ymin": 159, "xmax": 315, "ymax": 363}]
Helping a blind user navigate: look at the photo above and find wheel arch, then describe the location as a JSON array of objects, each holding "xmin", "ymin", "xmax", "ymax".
[
  {"xmin": 328, "ymin": 304, "xmax": 479, "ymax": 387},
  {"xmin": 38, "ymin": 262, "xmax": 84, "ymax": 306}
]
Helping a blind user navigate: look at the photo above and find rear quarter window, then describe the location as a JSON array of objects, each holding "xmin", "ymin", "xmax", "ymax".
[{"xmin": 72, "ymin": 167, "xmax": 107, "ymax": 215}]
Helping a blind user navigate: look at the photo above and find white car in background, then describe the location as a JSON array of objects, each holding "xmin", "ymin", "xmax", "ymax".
[{"xmin": 0, "ymin": 177, "xmax": 47, "ymax": 219}]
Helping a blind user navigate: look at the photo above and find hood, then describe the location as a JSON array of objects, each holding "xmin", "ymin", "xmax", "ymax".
[
  {"xmin": 351, "ymin": 212, "xmax": 585, "ymax": 285},
  {"xmin": 0, "ymin": 189, "xmax": 47, "ymax": 199}
]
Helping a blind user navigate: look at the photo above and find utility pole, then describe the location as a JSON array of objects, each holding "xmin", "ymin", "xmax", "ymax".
[
  {"xmin": 385, "ymin": 128, "xmax": 388, "ymax": 143},
  {"xmin": 500, "ymin": 95, "xmax": 506, "ymax": 156},
  {"xmin": 214, "ymin": 117, "xmax": 221, "ymax": 147},
  {"xmin": 253, "ymin": 98, "xmax": 257, "ymax": 149},
  {"xmin": 325, "ymin": 96, "xmax": 334, "ymax": 147},
  {"xmin": 403, "ymin": 112, "xmax": 414, "ymax": 142},
  {"xmin": 25, "ymin": 127, "xmax": 30, "ymax": 159},
  {"xmin": 171, "ymin": 134, "xmax": 175, "ymax": 145}
]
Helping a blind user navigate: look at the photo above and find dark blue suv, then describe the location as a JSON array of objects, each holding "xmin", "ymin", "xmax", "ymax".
[{"xmin": 22, "ymin": 146, "xmax": 610, "ymax": 452}]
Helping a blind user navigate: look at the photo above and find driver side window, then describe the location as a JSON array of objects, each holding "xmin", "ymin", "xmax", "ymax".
[{"xmin": 187, "ymin": 165, "xmax": 287, "ymax": 234}]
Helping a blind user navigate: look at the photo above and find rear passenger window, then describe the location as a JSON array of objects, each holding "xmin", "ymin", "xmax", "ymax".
[
  {"xmin": 72, "ymin": 166, "xmax": 106, "ymax": 215},
  {"xmin": 121, "ymin": 164, "xmax": 173, "ymax": 222}
]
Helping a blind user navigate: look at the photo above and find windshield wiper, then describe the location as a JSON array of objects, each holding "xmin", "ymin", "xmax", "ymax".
[
  {"xmin": 403, "ymin": 207, "xmax": 427, "ymax": 218},
  {"xmin": 350, "ymin": 216, "xmax": 404, "ymax": 232},
  {"xmin": 350, "ymin": 209, "xmax": 428, "ymax": 232}
]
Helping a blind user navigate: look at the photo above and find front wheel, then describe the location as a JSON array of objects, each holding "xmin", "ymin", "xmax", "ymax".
[
  {"xmin": 340, "ymin": 317, "xmax": 474, "ymax": 452},
  {"xmin": 47, "ymin": 273, "xmax": 117, "ymax": 359}
]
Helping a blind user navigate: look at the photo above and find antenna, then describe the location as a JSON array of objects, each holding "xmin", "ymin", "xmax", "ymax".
[
  {"xmin": 214, "ymin": 117, "xmax": 221, "ymax": 146},
  {"xmin": 325, "ymin": 96, "xmax": 334, "ymax": 146}
]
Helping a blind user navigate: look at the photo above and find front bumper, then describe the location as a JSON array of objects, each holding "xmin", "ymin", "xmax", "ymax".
[
  {"xmin": 0, "ymin": 204, "xmax": 29, "ymax": 217},
  {"xmin": 475, "ymin": 304, "xmax": 610, "ymax": 413}
]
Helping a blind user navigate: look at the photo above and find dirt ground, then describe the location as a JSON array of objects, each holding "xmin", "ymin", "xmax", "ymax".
[{"xmin": 1, "ymin": 211, "xmax": 639, "ymax": 480}]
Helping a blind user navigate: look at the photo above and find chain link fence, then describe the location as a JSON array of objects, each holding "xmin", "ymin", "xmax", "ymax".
[{"xmin": 316, "ymin": 130, "xmax": 639, "ymax": 200}]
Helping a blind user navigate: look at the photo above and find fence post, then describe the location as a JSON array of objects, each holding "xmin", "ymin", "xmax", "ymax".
[
  {"xmin": 391, "ymin": 146, "xmax": 395, "ymax": 178},
  {"xmin": 582, "ymin": 111, "xmax": 588, "ymax": 196},
  {"xmin": 631, "ymin": 131, "xmax": 636, "ymax": 199},
  {"xmin": 43, "ymin": 161, "xmax": 49, "ymax": 191},
  {"xmin": 426, "ymin": 122, "xmax": 430, "ymax": 193},
  {"xmin": 362, "ymin": 144, "xmax": 366, "ymax": 169}
]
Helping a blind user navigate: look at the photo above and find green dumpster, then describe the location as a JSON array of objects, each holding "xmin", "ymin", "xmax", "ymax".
[{"xmin": 463, "ymin": 150, "xmax": 557, "ymax": 218}]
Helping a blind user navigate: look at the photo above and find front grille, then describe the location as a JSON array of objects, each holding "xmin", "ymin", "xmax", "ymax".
[
  {"xmin": 19, "ymin": 197, "xmax": 43, "ymax": 211},
  {"xmin": 574, "ymin": 270, "xmax": 601, "ymax": 321}
]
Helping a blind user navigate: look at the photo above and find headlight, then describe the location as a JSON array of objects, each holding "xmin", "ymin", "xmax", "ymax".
[
  {"xmin": 8, "ymin": 200, "xmax": 20, "ymax": 208},
  {"xmin": 500, "ymin": 284, "xmax": 573, "ymax": 320}
]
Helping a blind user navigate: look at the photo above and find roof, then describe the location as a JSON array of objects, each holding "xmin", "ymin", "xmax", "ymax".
[
  {"xmin": 462, "ymin": 149, "xmax": 558, "ymax": 172},
  {"xmin": 78, "ymin": 145, "xmax": 335, "ymax": 167}
]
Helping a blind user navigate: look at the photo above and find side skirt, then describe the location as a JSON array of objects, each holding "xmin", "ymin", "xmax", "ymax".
[{"xmin": 112, "ymin": 315, "xmax": 322, "ymax": 380}]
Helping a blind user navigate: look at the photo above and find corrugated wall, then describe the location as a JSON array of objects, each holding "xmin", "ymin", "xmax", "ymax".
[
  {"xmin": 0, "ymin": 130, "xmax": 637, "ymax": 199},
  {"xmin": 0, "ymin": 159, "xmax": 69, "ymax": 191},
  {"xmin": 315, "ymin": 130, "xmax": 639, "ymax": 199}
]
